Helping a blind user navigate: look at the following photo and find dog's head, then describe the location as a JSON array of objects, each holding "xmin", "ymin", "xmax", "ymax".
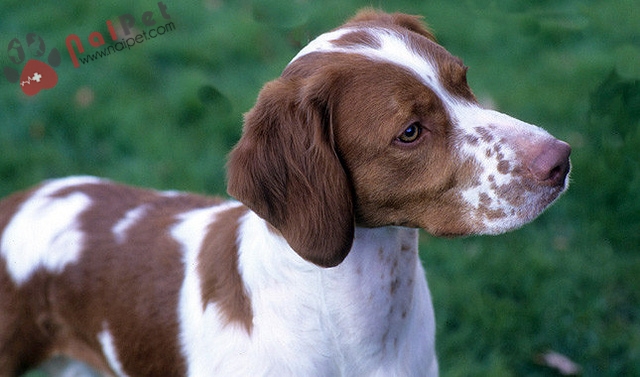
[{"xmin": 227, "ymin": 10, "xmax": 571, "ymax": 267}]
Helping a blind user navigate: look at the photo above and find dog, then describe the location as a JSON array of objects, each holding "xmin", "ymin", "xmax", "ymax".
[{"xmin": 0, "ymin": 9, "xmax": 570, "ymax": 377}]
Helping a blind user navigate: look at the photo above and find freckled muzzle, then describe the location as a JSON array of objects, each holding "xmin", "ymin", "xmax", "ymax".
[{"xmin": 453, "ymin": 107, "xmax": 572, "ymax": 234}]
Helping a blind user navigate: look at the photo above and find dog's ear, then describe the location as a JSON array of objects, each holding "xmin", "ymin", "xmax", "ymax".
[{"xmin": 227, "ymin": 77, "xmax": 354, "ymax": 268}]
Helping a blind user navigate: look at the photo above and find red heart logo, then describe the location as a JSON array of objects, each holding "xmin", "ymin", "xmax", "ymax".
[{"xmin": 19, "ymin": 59, "xmax": 58, "ymax": 96}]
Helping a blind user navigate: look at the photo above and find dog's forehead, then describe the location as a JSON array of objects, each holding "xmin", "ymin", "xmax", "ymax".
[{"xmin": 289, "ymin": 25, "xmax": 470, "ymax": 105}]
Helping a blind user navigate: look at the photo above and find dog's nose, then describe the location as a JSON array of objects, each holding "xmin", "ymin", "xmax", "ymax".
[{"xmin": 528, "ymin": 139, "xmax": 571, "ymax": 185}]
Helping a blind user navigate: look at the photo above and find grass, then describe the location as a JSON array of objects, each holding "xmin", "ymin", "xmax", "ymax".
[{"xmin": 1, "ymin": 0, "xmax": 639, "ymax": 375}]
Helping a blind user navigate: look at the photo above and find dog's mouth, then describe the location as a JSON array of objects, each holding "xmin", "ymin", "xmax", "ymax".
[{"xmin": 467, "ymin": 171, "xmax": 570, "ymax": 235}]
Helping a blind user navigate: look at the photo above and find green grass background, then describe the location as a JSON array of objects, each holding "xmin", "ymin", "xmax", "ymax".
[{"xmin": 1, "ymin": 0, "xmax": 639, "ymax": 376}]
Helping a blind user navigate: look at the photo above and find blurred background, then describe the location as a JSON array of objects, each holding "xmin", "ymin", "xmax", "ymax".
[{"xmin": 1, "ymin": 0, "xmax": 638, "ymax": 376}]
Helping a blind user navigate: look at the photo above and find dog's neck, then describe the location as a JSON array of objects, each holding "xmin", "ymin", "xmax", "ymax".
[{"xmin": 236, "ymin": 211, "xmax": 438, "ymax": 374}]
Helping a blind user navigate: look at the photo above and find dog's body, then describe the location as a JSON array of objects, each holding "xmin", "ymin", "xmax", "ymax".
[{"xmin": 0, "ymin": 10, "xmax": 570, "ymax": 377}]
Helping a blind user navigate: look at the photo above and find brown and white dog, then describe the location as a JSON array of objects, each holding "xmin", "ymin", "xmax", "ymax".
[{"xmin": 0, "ymin": 10, "xmax": 570, "ymax": 377}]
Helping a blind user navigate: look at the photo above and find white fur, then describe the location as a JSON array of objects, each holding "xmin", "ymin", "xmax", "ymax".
[
  {"xmin": 174, "ymin": 209, "xmax": 437, "ymax": 376},
  {"xmin": 0, "ymin": 176, "xmax": 100, "ymax": 285},
  {"xmin": 98, "ymin": 323, "xmax": 130, "ymax": 377},
  {"xmin": 172, "ymin": 201, "xmax": 245, "ymax": 377},
  {"xmin": 112, "ymin": 205, "xmax": 148, "ymax": 244},
  {"xmin": 290, "ymin": 28, "xmax": 355, "ymax": 63}
]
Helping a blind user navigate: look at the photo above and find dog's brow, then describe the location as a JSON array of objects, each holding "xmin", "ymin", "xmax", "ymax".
[{"xmin": 289, "ymin": 28, "xmax": 462, "ymax": 108}]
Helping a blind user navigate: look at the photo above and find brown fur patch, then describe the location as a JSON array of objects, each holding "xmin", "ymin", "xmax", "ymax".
[
  {"xmin": 198, "ymin": 205, "xmax": 253, "ymax": 332},
  {"xmin": 227, "ymin": 64, "xmax": 355, "ymax": 267},
  {"xmin": 346, "ymin": 9, "xmax": 437, "ymax": 42},
  {"xmin": 1, "ymin": 180, "xmax": 234, "ymax": 375},
  {"xmin": 0, "ymin": 187, "xmax": 50, "ymax": 375},
  {"xmin": 437, "ymin": 60, "xmax": 476, "ymax": 101}
]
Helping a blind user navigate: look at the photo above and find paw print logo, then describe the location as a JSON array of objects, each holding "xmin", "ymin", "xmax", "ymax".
[{"xmin": 3, "ymin": 33, "xmax": 61, "ymax": 96}]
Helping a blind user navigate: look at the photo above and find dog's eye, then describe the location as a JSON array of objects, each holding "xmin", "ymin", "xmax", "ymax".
[{"xmin": 397, "ymin": 123, "xmax": 422, "ymax": 143}]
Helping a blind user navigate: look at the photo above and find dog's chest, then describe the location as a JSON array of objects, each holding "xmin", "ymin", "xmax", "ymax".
[{"xmin": 187, "ymin": 216, "xmax": 435, "ymax": 376}]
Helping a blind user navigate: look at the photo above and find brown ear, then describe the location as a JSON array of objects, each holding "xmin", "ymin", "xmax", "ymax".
[{"xmin": 227, "ymin": 78, "xmax": 354, "ymax": 268}]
